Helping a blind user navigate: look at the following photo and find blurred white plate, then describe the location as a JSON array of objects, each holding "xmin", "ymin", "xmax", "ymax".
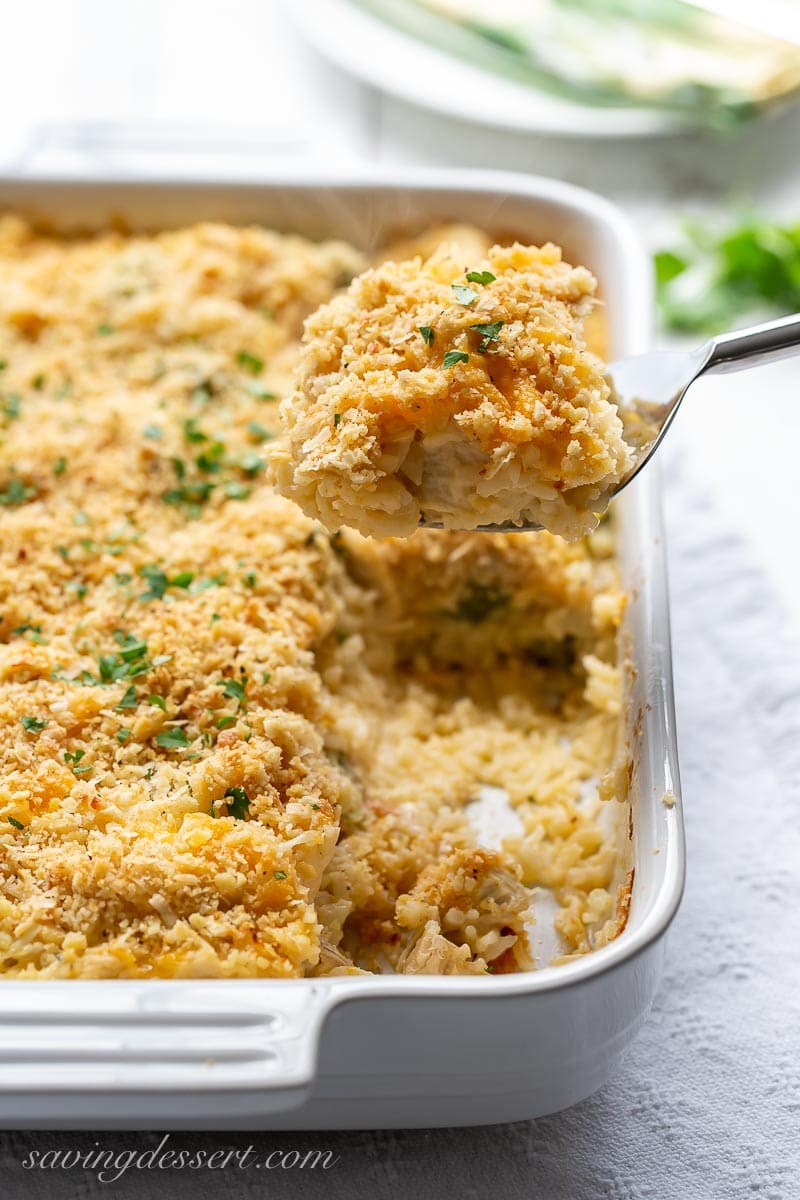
[{"xmin": 292, "ymin": 0, "xmax": 710, "ymax": 138}]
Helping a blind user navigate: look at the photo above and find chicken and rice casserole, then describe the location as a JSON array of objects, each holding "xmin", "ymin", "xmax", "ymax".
[{"xmin": 0, "ymin": 217, "xmax": 631, "ymax": 979}]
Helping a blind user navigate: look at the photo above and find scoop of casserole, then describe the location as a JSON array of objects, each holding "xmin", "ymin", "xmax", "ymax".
[{"xmin": 270, "ymin": 241, "xmax": 632, "ymax": 540}]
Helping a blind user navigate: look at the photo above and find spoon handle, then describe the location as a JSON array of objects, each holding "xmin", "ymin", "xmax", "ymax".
[{"xmin": 704, "ymin": 311, "xmax": 800, "ymax": 375}]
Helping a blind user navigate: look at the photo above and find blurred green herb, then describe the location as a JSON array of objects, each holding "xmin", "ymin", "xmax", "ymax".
[
  {"xmin": 449, "ymin": 580, "xmax": 510, "ymax": 623},
  {"xmin": 656, "ymin": 214, "xmax": 800, "ymax": 334}
]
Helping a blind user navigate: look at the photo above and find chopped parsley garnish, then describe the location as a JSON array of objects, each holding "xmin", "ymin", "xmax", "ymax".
[
  {"xmin": 66, "ymin": 580, "xmax": 88, "ymax": 599},
  {"xmin": 246, "ymin": 381, "xmax": 278, "ymax": 401},
  {"xmin": 246, "ymin": 421, "xmax": 272, "ymax": 442},
  {"xmin": 162, "ymin": 479, "xmax": 216, "ymax": 515},
  {"xmin": 223, "ymin": 481, "xmax": 251, "ymax": 501},
  {"xmin": 4, "ymin": 395, "xmax": 21, "ymax": 420},
  {"xmin": 114, "ymin": 632, "xmax": 148, "ymax": 662},
  {"xmin": 138, "ymin": 564, "xmax": 195, "ymax": 601},
  {"xmin": 12, "ymin": 622, "xmax": 42, "ymax": 638},
  {"xmin": 193, "ymin": 573, "xmax": 226, "ymax": 592},
  {"xmin": 7, "ymin": 816, "xmax": 25, "ymax": 830},
  {"xmin": 191, "ymin": 383, "xmax": 212, "ymax": 405},
  {"xmin": 470, "ymin": 320, "xmax": 505, "ymax": 352},
  {"xmin": 116, "ymin": 728, "xmax": 132, "ymax": 742},
  {"xmin": 216, "ymin": 715, "xmax": 236, "ymax": 729},
  {"xmin": 526, "ymin": 635, "xmax": 577, "ymax": 672},
  {"xmin": 443, "ymin": 350, "xmax": 470, "ymax": 369},
  {"xmin": 148, "ymin": 695, "xmax": 167, "ymax": 711},
  {"xmin": 333, "ymin": 413, "xmax": 342, "ymax": 428},
  {"xmin": 451, "ymin": 284, "xmax": 479, "ymax": 306},
  {"xmin": 466, "ymin": 270, "xmax": 496, "ymax": 284},
  {"xmin": 223, "ymin": 786, "xmax": 250, "ymax": 819},
  {"xmin": 238, "ymin": 452, "xmax": 263, "ymax": 477},
  {"xmin": 21, "ymin": 716, "xmax": 47, "ymax": 734},
  {"xmin": 418, "ymin": 325, "xmax": 435, "ymax": 346},
  {"xmin": 0, "ymin": 479, "xmax": 36, "ymax": 506},
  {"xmin": 237, "ymin": 349, "xmax": 264, "ymax": 376},
  {"xmin": 449, "ymin": 580, "xmax": 510, "ymax": 623},
  {"xmin": 218, "ymin": 677, "xmax": 247, "ymax": 704},
  {"xmin": 182, "ymin": 417, "xmax": 207, "ymax": 444},
  {"xmin": 77, "ymin": 632, "xmax": 169, "ymax": 690},
  {"xmin": 53, "ymin": 456, "xmax": 67, "ymax": 476},
  {"xmin": 196, "ymin": 442, "xmax": 225, "ymax": 473},
  {"xmin": 274, "ymin": 870, "xmax": 287, "ymax": 880},
  {"xmin": 155, "ymin": 727, "xmax": 190, "ymax": 750},
  {"xmin": 242, "ymin": 572, "xmax": 257, "ymax": 588},
  {"xmin": 32, "ymin": 374, "xmax": 45, "ymax": 391},
  {"xmin": 116, "ymin": 685, "xmax": 138, "ymax": 710},
  {"xmin": 138, "ymin": 566, "xmax": 169, "ymax": 601},
  {"xmin": 64, "ymin": 749, "xmax": 90, "ymax": 774},
  {"xmin": 143, "ymin": 424, "xmax": 163, "ymax": 440},
  {"xmin": 261, "ymin": 672, "xmax": 271, "ymax": 685},
  {"xmin": 96, "ymin": 323, "xmax": 114, "ymax": 336}
]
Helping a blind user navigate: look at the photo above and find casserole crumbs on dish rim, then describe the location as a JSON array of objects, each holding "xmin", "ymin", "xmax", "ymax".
[{"xmin": 0, "ymin": 216, "xmax": 631, "ymax": 979}]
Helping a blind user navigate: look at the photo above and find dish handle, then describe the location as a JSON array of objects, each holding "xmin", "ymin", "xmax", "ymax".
[{"xmin": 0, "ymin": 981, "xmax": 335, "ymax": 1103}]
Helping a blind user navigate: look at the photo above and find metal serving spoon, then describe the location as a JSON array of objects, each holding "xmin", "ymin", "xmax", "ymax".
[{"xmin": 423, "ymin": 311, "xmax": 800, "ymax": 533}]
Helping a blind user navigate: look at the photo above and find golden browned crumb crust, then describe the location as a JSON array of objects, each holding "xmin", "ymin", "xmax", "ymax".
[
  {"xmin": 0, "ymin": 218, "xmax": 630, "ymax": 979},
  {"xmin": 270, "ymin": 241, "xmax": 632, "ymax": 539}
]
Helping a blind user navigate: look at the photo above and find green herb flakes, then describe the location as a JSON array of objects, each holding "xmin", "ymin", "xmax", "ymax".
[
  {"xmin": 443, "ymin": 350, "xmax": 470, "ymax": 369},
  {"xmin": 116, "ymin": 686, "xmax": 138, "ymax": 710},
  {"xmin": 451, "ymin": 284, "xmax": 479, "ymax": 306},
  {"xmin": 449, "ymin": 579, "xmax": 510, "ymax": 624},
  {"xmin": 246, "ymin": 381, "xmax": 277, "ymax": 401},
  {"xmin": 237, "ymin": 349, "xmax": 264, "ymax": 376},
  {"xmin": 21, "ymin": 716, "xmax": 47, "ymax": 734},
  {"xmin": 218, "ymin": 677, "xmax": 247, "ymax": 704},
  {"xmin": 246, "ymin": 421, "xmax": 271, "ymax": 442},
  {"xmin": 466, "ymin": 270, "xmax": 495, "ymax": 284},
  {"xmin": 155, "ymin": 727, "xmax": 190, "ymax": 750},
  {"xmin": 0, "ymin": 479, "xmax": 36, "ymax": 507},
  {"xmin": 223, "ymin": 481, "xmax": 251, "ymax": 501},
  {"xmin": 418, "ymin": 325, "xmax": 435, "ymax": 346},
  {"xmin": 223, "ymin": 786, "xmax": 250, "ymax": 819},
  {"xmin": 470, "ymin": 320, "xmax": 504, "ymax": 352}
]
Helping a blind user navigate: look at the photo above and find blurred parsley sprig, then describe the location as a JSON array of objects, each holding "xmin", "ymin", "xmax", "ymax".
[{"xmin": 655, "ymin": 215, "xmax": 800, "ymax": 335}]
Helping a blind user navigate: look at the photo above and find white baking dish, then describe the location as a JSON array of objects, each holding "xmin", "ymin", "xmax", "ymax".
[{"xmin": 0, "ymin": 170, "xmax": 684, "ymax": 1129}]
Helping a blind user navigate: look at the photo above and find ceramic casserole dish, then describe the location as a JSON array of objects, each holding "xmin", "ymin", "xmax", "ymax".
[{"xmin": 0, "ymin": 170, "xmax": 684, "ymax": 1129}]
